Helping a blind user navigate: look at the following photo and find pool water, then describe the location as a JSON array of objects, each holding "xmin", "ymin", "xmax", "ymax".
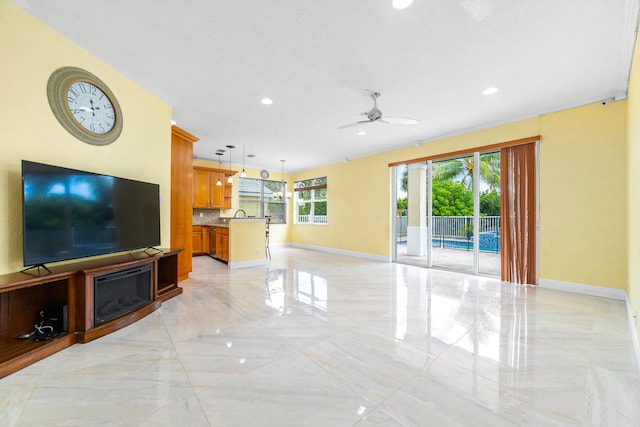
[{"xmin": 432, "ymin": 237, "xmax": 500, "ymax": 253}]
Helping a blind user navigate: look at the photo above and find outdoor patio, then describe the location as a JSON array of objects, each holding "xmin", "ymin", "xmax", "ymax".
[
  {"xmin": 395, "ymin": 215, "xmax": 502, "ymax": 276},
  {"xmin": 395, "ymin": 243, "xmax": 501, "ymax": 277}
]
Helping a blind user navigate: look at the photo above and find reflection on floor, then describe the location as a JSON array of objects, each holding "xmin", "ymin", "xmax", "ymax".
[{"xmin": 2, "ymin": 248, "xmax": 639, "ymax": 426}]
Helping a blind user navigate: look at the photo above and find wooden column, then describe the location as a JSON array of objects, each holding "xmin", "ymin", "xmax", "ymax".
[{"xmin": 171, "ymin": 126, "xmax": 198, "ymax": 281}]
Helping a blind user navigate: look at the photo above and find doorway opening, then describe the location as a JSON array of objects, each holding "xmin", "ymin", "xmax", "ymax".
[{"xmin": 394, "ymin": 151, "xmax": 501, "ymax": 277}]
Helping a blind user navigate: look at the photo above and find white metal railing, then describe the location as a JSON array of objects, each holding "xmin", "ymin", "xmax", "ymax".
[
  {"xmin": 297, "ymin": 215, "xmax": 327, "ymax": 224},
  {"xmin": 395, "ymin": 215, "xmax": 500, "ymax": 239},
  {"xmin": 432, "ymin": 216, "xmax": 500, "ymax": 239}
]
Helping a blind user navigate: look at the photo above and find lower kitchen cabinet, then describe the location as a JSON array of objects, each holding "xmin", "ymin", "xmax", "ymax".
[
  {"xmin": 215, "ymin": 227, "xmax": 229, "ymax": 262},
  {"xmin": 192, "ymin": 226, "xmax": 210, "ymax": 256},
  {"xmin": 193, "ymin": 226, "xmax": 228, "ymax": 262}
]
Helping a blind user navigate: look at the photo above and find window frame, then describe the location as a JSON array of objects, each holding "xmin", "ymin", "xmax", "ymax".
[
  {"xmin": 294, "ymin": 177, "xmax": 327, "ymax": 225},
  {"xmin": 238, "ymin": 177, "xmax": 287, "ymax": 224}
]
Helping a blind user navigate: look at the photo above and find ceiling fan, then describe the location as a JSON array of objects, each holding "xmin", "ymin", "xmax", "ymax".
[{"xmin": 338, "ymin": 90, "xmax": 419, "ymax": 129}]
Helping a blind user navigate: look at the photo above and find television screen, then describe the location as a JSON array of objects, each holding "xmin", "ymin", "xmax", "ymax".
[{"xmin": 22, "ymin": 160, "xmax": 161, "ymax": 266}]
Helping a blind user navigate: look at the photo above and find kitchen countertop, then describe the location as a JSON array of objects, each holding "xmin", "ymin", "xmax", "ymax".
[{"xmin": 194, "ymin": 218, "xmax": 266, "ymax": 228}]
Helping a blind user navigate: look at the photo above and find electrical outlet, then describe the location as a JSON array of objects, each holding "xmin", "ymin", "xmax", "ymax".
[
  {"xmin": 256, "ymin": 249, "xmax": 260, "ymax": 256},
  {"xmin": 199, "ymin": 212, "xmax": 203, "ymax": 218}
]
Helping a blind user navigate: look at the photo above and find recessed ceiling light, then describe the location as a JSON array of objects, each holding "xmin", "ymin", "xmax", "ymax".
[
  {"xmin": 260, "ymin": 98, "xmax": 273, "ymax": 105},
  {"xmin": 483, "ymin": 87, "xmax": 498, "ymax": 95},
  {"xmin": 392, "ymin": 0, "xmax": 414, "ymax": 10},
  {"xmin": 358, "ymin": 131, "xmax": 366, "ymax": 136}
]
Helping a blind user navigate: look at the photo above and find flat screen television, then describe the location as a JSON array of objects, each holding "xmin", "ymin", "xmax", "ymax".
[{"xmin": 22, "ymin": 160, "xmax": 161, "ymax": 268}]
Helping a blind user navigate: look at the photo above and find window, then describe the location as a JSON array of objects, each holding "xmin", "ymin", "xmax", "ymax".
[
  {"xmin": 238, "ymin": 178, "xmax": 286, "ymax": 224},
  {"xmin": 294, "ymin": 177, "xmax": 327, "ymax": 224}
]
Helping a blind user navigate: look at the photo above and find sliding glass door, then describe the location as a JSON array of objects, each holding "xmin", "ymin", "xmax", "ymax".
[
  {"xmin": 431, "ymin": 155, "xmax": 476, "ymax": 274},
  {"xmin": 478, "ymin": 152, "xmax": 501, "ymax": 276},
  {"xmin": 393, "ymin": 150, "xmax": 502, "ymax": 277}
]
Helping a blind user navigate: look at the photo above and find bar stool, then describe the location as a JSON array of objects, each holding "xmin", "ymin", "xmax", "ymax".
[{"xmin": 265, "ymin": 217, "xmax": 271, "ymax": 260}]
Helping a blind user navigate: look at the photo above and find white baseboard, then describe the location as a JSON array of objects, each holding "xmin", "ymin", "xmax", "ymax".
[
  {"xmin": 288, "ymin": 243, "xmax": 391, "ymax": 262},
  {"xmin": 538, "ymin": 278, "xmax": 627, "ymax": 300},
  {"xmin": 227, "ymin": 259, "xmax": 267, "ymax": 270},
  {"xmin": 624, "ymin": 297, "xmax": 640, "ymax": 377}
]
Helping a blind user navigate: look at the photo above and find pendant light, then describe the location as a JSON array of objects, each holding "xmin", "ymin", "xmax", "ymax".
[
  {"xmin": 240, "ymin": 144, "xmax": 247, "ymax": 178},
  {"xmin": 215, "ymin": 152, "xmax": 223, "ymax": 186},
  {"xmin": 280, "ymin": 159, "xmax": 286, "ymax": 199},
  {"xmin": 226, "ymin": 145, "xmax": 235, "ymax": 184}
]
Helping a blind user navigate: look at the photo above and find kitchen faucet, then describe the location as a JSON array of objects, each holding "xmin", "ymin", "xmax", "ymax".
[{"xmin": 233, "ymin": 209, "xmax": 246, "ymax": 218}]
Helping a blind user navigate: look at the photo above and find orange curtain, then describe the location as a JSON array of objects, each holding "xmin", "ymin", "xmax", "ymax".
[{"xmin": 500, "ymin": 143, "xmax": 537, "ymax": 285}]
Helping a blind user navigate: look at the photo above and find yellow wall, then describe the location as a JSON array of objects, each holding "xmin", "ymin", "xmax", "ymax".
[
  {"xmin": 291, "ymin": 105, "xmax": 628, "ymax": 290},
  {"xmin": 0, "ymin": 1, "xmax": 172, "ymax": 274},
  {"xmin": 540, "ymin": 102, "xmax": 627, "ymax": 289},
  {"xmin": 628, "ymin": 28, "xmax": 640, "ymax": 337}
]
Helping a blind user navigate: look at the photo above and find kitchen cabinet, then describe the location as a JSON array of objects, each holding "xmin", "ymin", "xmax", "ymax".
[
  {"xmin": 193, "ymin": 167, "xmax": 235, "ymax": 209},
  {"xmin": 191, "ymin": 226, "xmax": 210, "ymax": 255},
  {"xmin": 215, "ymin": 227, "xmax": 229, "ymax": 262},
  {"xmin": 171, "ymin": 126, "xmax": 198, "ymax": 281}
]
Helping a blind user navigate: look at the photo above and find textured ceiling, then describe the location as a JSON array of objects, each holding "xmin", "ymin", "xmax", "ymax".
[{"xmin": 11, "ymin": 0, "xmax": 640, "ymax": 172}]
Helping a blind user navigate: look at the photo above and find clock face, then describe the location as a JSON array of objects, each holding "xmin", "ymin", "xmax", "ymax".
[
  {"xmin": 260, "ymin": 169, "xmax": 269, "ymax": 179},
  {"xmin": 47, "ymin": 67, "xmax": 123, "ymax": 146},
  {"xmin": 66, "ymin": 81, "xmax": 116, "ymax": 135}
]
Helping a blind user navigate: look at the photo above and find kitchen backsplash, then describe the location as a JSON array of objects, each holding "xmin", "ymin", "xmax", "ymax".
[{"xmin": 192, "ymin": 209, "xmax": 221, "ymax": 225}]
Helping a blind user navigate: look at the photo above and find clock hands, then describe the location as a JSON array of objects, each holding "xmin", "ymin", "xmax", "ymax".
[
  {"xmin": 77, "ymin": 100, "xmax": 100, "ymax": 115},
  {"xmin": 89, "ymin": 99, "xmax": 99, "ymax": 116}
]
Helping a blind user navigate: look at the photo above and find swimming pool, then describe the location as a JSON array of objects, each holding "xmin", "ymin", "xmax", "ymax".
[{"xmin": 432, "ymin": 233, "xmax": 501, "ymax": 253}]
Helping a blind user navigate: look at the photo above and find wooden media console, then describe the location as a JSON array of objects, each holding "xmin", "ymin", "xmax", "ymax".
[{"xmin": 0, "ymin": 248, "xmax": 182, "ymax": 378}]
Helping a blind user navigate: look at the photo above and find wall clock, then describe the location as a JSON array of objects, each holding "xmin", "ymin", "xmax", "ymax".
[
  {"xmin": 47, "ymin": 66, "xmax": 123, "ymax": 146},
  {"xmin": 260, "ymin": 169, "xmax": 269, "ymax": 179}
]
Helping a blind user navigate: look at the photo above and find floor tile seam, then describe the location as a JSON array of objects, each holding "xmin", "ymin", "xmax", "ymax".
[
  {"xmin": 158, "ymin": 305, "xmax": 210, "ymax": 415},
  {"xmin": 419, "ymin": 315, "xmax": 490, "ymax": 374},
  {"xmin": 296, "ymin": 330, "xmax": 444, "ymax": 421},
  {"xmin": 396, "ymin": 360, "xmax": 585, "ymax": 426},
  {"xmin": 192, "ymin": 390, "xmax": 215, "ymax": 427},
  {"xmin": 295, "ymin": 338, "xmax": 388, "ymax": 425},
  {"xmin": 496, "ymin": 387, "xmax": 585, "ymax": 425},
  {"xmin": 192, "ymin": 346, "xmax": 311, "ymax": 394}
]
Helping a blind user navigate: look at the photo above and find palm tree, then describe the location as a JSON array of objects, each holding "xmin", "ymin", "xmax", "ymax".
[{"xmin": 433, "ymin": 153, "xmax": 500, "ymax": 189}]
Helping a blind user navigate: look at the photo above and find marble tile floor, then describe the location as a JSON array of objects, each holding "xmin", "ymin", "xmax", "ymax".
[{"xmin": 1, "ymin": 247, "xmax": 639, "ymax": 426}]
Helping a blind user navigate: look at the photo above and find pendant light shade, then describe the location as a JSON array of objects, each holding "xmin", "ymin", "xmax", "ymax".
[
  {"xmin": 279, "ymin": 159, "xmax": 286, "ymax": 199},
  {"xmin": 226, "ymin": 145, "xmax": 235, "ymax": 184},
  {"xmin": 215, "ymin": 152, "xmax": 223, "ymax": 186}
]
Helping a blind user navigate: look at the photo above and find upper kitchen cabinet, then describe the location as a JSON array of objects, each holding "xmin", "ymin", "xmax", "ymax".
[{"xmin": 193, "ymin": 167, "xmax": 235, "ymax": 209}]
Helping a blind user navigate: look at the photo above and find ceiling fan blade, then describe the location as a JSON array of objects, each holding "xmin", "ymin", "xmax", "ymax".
[
  {"xmin": 382, "ymin": 116, "xmax": 419, "ymax": 125},
  {"xmin": 338, "ymin": 120, "xmax": 374, "ymax": 129}
]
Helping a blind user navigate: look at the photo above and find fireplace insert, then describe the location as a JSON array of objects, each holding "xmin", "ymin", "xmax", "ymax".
[{"xmin": 93, "ymin": 264, "xmax": 152, "ymax": 326}]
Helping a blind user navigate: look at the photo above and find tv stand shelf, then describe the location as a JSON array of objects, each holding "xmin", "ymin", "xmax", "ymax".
[{"xmin": 0, "ymin": 248, "xmax": 182, "ymax": 379}]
